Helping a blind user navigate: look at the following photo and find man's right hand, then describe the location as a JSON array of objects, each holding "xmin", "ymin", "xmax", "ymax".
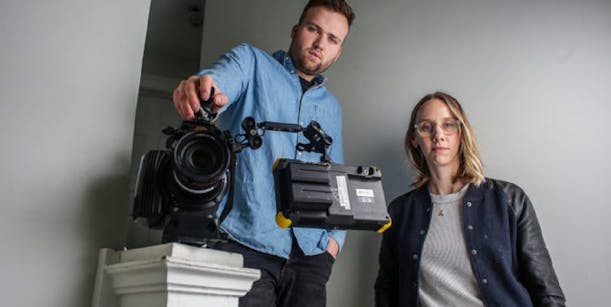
[{"xmin": 172, "ymin": 75, "xmax": 228, "ymax": 120}]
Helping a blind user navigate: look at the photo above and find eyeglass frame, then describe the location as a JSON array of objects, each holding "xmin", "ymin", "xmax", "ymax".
[{"xmin": 413, "ymin": 119, "xmax": 461, "ymax": 137}]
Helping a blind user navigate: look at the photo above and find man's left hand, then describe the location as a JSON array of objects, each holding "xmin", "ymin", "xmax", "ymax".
[{"xmin": 326, "ymin": 236, "xmax": 339, "ymax": 259}]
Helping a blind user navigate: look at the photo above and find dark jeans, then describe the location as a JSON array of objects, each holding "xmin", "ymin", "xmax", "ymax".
[{"xmin": 210, "ymin": 239, "xmax": 335, "ymax": 307}]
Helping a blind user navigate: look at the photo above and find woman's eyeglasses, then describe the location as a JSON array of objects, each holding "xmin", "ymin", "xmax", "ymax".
[{"xmin": 414, "ymin": 119, "xmax": 460, "ymax": 137}]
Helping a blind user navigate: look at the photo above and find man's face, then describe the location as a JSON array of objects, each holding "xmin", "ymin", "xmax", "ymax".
[{"xmin": 289, "ymin": 6, "xmax": 349, "ymax": 81}]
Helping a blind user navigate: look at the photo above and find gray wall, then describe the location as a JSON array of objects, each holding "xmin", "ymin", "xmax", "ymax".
[
  {"xmin": 1, "ymin": 0, "xmax": 608, "ymax": 306},
  {"xmin": 0, "ymin": 1, "xmax": 150, "ymax": 306},
  {"xmin": 203, "ymin": 0, "xmax": 611, "ymax": 306}
]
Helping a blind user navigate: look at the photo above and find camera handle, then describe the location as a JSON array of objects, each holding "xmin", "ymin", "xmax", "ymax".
[
  {"xmin": 194, "ymin": 87, "xmax": 218, "ymax": 123},
  {"xmin": 296, "ymin": 121, "xmax": 332, "ymax": 163}
]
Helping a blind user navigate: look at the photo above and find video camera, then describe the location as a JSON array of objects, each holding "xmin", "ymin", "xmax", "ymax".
[{"xmin": 133, "ymin": 89, "xmax": 391, "ymax": 246}]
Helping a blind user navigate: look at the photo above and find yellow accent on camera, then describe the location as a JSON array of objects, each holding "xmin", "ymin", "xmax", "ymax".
[
  {"xmin": 276, "ymin": 211, "xmax": 292, "ymax": 228},
  {"xmin": 377, "ymin": 218, "xmax": 392, "ymax": 233},
  {"xmin": 272, "ymin": 158, "xmax": 282, "ymax": 171}
]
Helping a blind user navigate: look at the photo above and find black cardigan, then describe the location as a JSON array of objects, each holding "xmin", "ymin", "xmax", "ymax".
[{"xmin": 374, "ymin": 178, "xmax": 565, "ymax": 307}]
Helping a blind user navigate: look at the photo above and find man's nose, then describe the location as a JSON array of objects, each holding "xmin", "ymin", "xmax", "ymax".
[{"xmin": 313, "ymin": 35, "xmax": 324, "ymax": 49}]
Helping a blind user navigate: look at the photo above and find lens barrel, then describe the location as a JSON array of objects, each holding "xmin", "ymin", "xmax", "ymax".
[{"xmin": 173, "ymin": 129, "xmax": 231, "ymax": 191}]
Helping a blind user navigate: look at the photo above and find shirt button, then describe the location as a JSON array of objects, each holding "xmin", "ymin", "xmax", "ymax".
[
  {"xmin": 426, "ymin": 207, "xmax": 431, "ymax": 213},
  {"xmin": 466, "ymin": 201, "xmax": 472, "ymax": 207},
  {"xmin": 467, "ymin": 225, "xmax": 473, "ymax": 230},
  {"xmin": 297, "ymin": 151, "xmax": 302, "ymax": 155},
  {"xmin": 419, "ymin": 230, "xmax": 425, "ymax": 235},
  {"xmin": 412, "ymin": 254, "xmax": 419, "ymax": 260},
  {"xmin": 471, "ymin": 249, "xmax": 478, "ymax": 255},
  {"xmin": 482, "ymin": 278, "xmax": 488, "ymax": 284}
]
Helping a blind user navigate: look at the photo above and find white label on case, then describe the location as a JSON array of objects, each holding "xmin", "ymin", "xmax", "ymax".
[
  {"xmin": 356, "ymin": 188, "xmax": 374, "ymax": 197},
  {"xmin": 336, "ymin": 175, "xmax": 350, "ymax": 210}
]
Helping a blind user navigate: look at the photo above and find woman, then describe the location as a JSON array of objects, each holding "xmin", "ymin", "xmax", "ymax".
[{"xmin": 374, "ymin": 92, "xmax": 565, "ymax": 307}]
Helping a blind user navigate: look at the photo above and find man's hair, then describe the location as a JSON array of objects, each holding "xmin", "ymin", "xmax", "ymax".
[
  {"xmin": 299, "ymin": 0, "xmax": 355, "ymax": 27},
  {"xmin": 404, "ymin": 91, "xmax": 485, "ymax": 188}
]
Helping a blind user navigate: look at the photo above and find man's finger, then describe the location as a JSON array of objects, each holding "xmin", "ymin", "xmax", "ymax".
[
  {"xmin": 183, "ymin": 77, "xmax": 201, "ymax": 114},
  {"xmin": 213, "ymin": 94, "xmax": 228, "ymax": 111},
  {"xmin": 175, "ymin": 96, "xmax": 192, "ymax": 119},
  {"xmin": 199, "ymin": 75, "xmax": 215, "ymax": 101},
  {"xmin": 172, "ymin": 80, "xmax": 196, "ymax": 120}
]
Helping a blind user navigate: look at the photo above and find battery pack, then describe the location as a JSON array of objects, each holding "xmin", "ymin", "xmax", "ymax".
[{"xmin": 273, "ymin": 158, "xmax": 392, "ymax": 233}]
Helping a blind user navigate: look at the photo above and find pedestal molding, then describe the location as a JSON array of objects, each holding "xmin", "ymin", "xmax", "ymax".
[
  {"xmin": 92, "ymin": 243, "xmax": 260, "ymax": 307},
  {"xmin": 106, "ymin": 256, "xmax": 260, "ymax": 297}
]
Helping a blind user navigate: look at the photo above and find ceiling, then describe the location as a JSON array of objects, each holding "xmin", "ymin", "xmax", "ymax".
[{"xmin": 144, "ymin": 0, "xmax": 205, "ymax": 63}]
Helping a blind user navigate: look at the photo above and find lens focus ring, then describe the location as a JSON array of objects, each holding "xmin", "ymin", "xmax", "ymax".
[{"xmin": 173, "ymin": 129, "xmax": 231, "ymax": 189}]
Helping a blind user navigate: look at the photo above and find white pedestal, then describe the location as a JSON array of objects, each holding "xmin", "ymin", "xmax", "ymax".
[{"xmin": 91, "ymin": 243, "xmax": 260, "ymax": 307}]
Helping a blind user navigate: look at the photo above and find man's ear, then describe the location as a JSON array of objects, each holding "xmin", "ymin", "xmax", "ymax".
[{"xmin": 290, "ymin": 25, "xmax": 298, "ymax": 39}]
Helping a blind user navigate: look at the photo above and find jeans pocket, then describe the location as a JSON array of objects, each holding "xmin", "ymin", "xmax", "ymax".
[{"xmin": 324, "ymin": 250, "xmax": 336, "ymax": 264}]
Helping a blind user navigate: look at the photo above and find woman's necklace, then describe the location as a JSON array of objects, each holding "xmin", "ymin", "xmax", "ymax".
[
  {"xmin": 437, "ymin": 202, "xmax": 451, "ymax": 216},
  {"xmin": 430, "ymin": 181, "xmax": 470, "ymax": 217}
]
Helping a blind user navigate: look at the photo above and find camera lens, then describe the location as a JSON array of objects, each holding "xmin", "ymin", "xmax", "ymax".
[
  {"xmin": 187, "ymin": 141, "xmax": 222, "ymax": 174},
  {"xmin": 173, "ymin": 129, "xmax": 231, "ymax": 191}
]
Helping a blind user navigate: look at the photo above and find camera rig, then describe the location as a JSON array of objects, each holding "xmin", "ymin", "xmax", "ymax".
[{"xmin": 133, "ymin": 89, "xmax": 391, "ymax": 246}]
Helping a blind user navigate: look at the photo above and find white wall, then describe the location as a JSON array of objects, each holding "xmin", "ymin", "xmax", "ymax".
[
  {"xmin": 203, "ymin": 0, "xmax": 611, "ymax": 306},
  {"xmin": 0, "ymin": 1, "xmax": 150, "ymax": 306}
]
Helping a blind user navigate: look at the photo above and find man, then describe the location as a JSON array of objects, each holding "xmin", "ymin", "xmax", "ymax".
[{"xmin": 172, "ymin": 1, "xmax": 355, "ymax": 306}]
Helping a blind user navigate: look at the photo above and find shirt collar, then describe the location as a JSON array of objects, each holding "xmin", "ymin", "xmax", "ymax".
[
  {"xmin": 273, "ymin": 50, "xmax": 327, "ymax": 86},
  {"xmin": 415, "ymin": 180, "xmax": 486, "ymax": 204}
]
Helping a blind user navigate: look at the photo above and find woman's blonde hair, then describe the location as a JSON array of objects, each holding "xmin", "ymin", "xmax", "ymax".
[{"xmin": 404, "ymin": 91, "xmax": 485, "ymax": 188}]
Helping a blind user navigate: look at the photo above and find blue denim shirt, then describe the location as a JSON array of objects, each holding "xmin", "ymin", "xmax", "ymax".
[{"xmin": 198, "ymin": 43, "xmax": 346, "ymax": 258}]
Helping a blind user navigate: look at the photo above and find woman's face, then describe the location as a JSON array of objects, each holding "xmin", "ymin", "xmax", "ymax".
[{"xmin": 411, "ymin": 98, "xmax": 462, "ymax": 172}]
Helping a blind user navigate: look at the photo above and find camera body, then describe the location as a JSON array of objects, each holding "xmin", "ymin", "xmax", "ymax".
[
  {"xmin": 133, "ymin": 121, "xmax": 237, "ymax": 245},
  {"xmin": 133, "ymin": 88, "xmax": 266, "ymax": 245}
]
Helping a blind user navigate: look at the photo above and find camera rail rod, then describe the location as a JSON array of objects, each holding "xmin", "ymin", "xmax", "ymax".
[{"xmin": 254, "ymin": 119, "xmax": 333, "ymax": 163}]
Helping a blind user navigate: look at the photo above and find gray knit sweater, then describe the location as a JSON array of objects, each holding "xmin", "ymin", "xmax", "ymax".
[{"xmin": 418, "ymin": 184, "xmax": 484, "ymax": 307}]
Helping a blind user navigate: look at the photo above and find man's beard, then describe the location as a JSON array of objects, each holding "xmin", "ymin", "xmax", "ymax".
[
  {"xmin": 296, "ymin": 58, "xmax": 323, "ymax": 76},
  {"xmin": 289, "ymin": 47, "xmax": 330, "ymax": 77}
]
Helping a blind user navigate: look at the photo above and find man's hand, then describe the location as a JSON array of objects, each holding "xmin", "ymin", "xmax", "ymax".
[
  {"xmin": 172, "ymin": 75, "xmax": 228, "ymax": 120},
  {"xmin": 326, "ymin": 236, "xmax": 339, "ymax": 259}
]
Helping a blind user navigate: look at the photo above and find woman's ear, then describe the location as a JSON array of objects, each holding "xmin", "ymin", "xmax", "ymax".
[{"xmin": 410, "ymin": 136, "xmax": 419, "ymax": 149}]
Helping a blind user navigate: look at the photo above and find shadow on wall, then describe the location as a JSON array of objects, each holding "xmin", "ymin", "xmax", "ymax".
[
  {"xmin": 124, "ymin": 218, "xmax": 163, "ymax": 248},
  {"xmin": 329, "ymin": 137, "xmax": 415, "ymax": 307},
  {"xmin": 372, "ymin": 137, "xmax": 414, "ymax": 202},
  {"xmin": 78, "ymin": 153, "xmax": 133, "ymax": 302}
]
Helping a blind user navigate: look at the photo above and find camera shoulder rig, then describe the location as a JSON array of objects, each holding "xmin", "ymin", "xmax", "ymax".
[
  {"xmin": 246, "ymin": 118, "xmax": 392, "ymax": 233},
  {"xmin": 133, "ymin": 94, "xmax": 391, "ymax": 248}
]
